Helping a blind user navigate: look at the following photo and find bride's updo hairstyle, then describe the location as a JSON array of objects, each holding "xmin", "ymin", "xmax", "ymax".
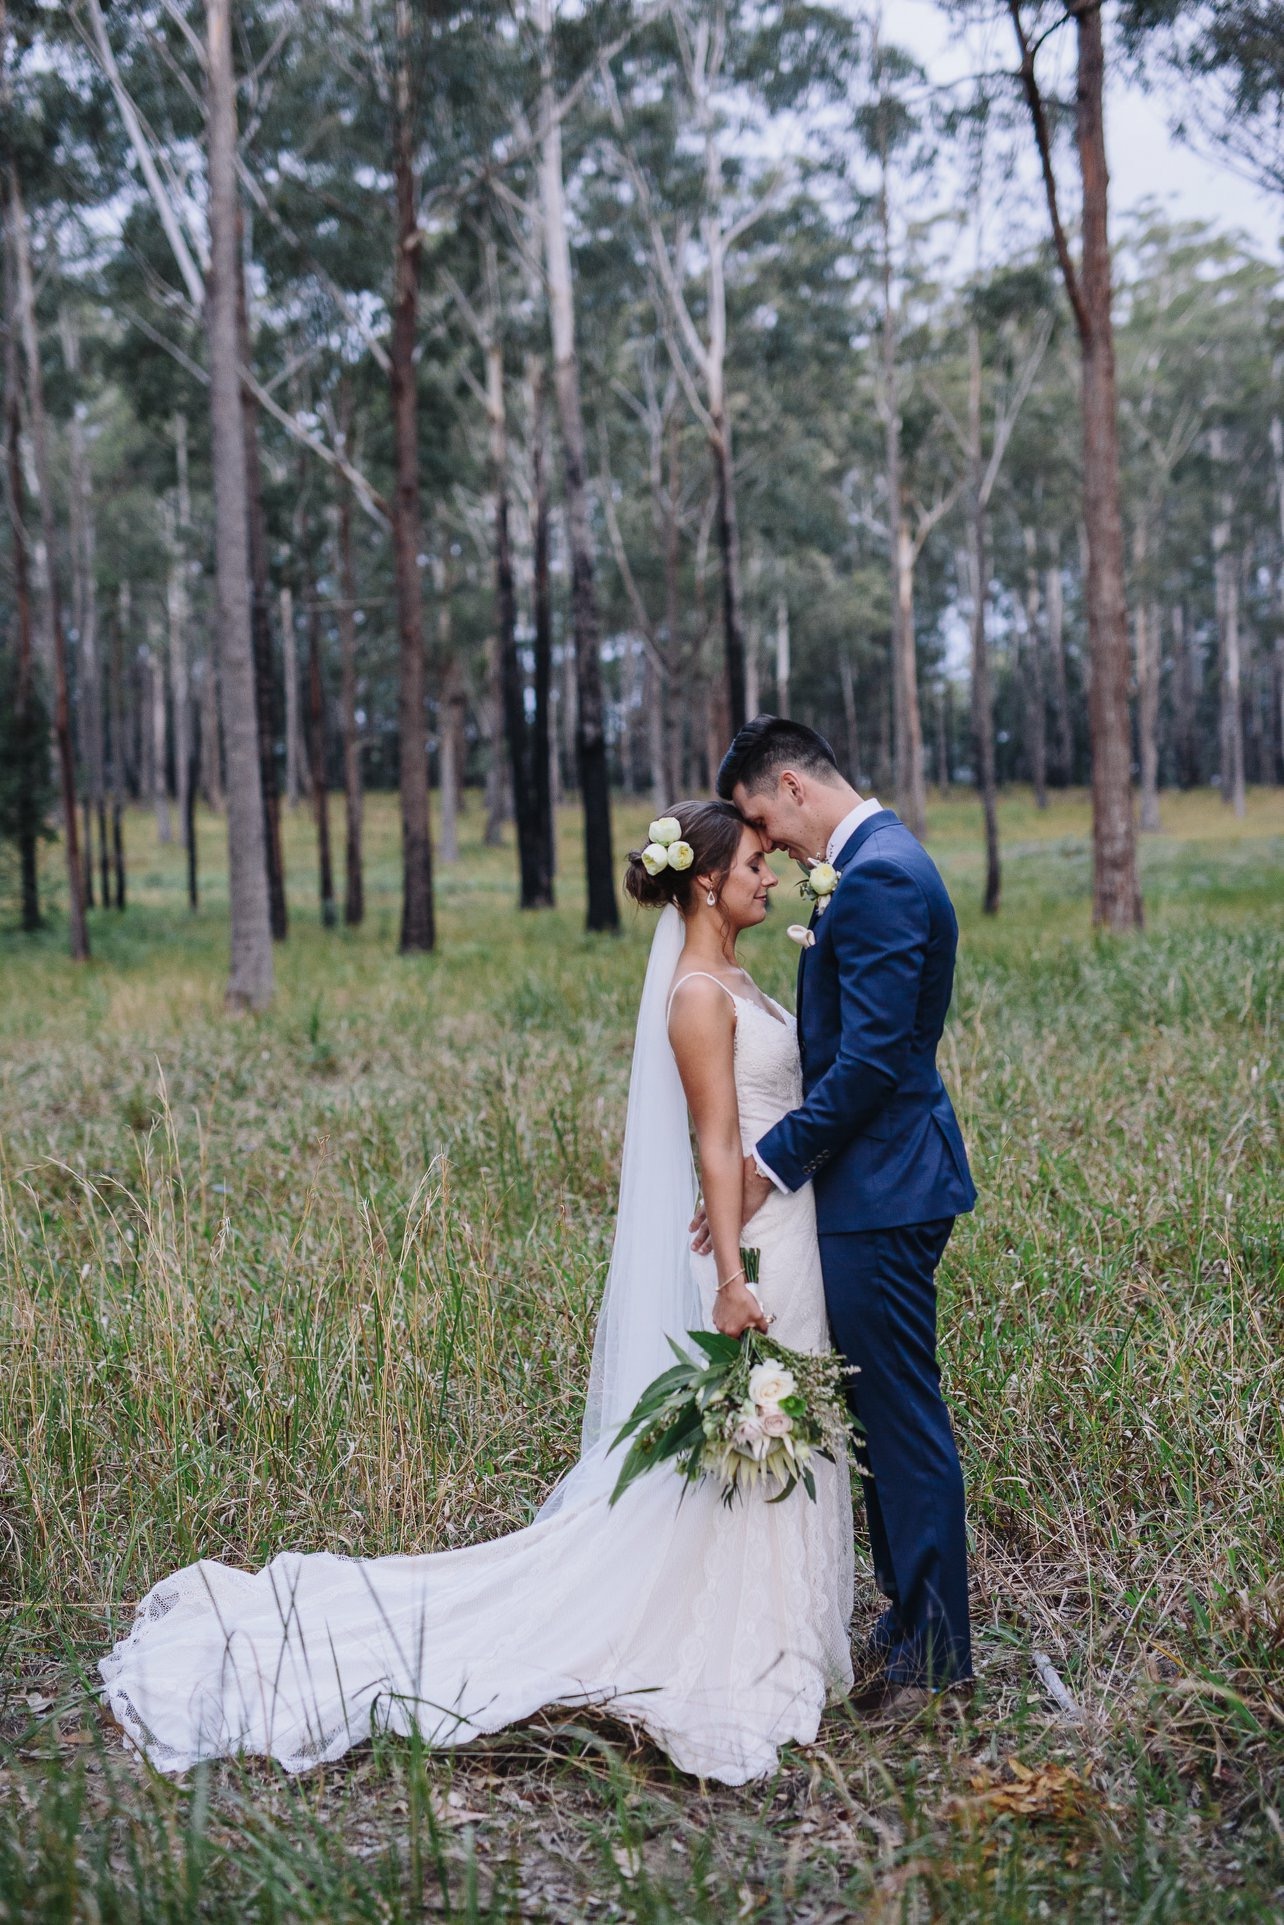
[{"xmin": 624, "ymin": 799, "xmax": 745, "ymax": 913}]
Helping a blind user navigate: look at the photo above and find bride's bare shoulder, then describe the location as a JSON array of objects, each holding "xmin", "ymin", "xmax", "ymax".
[{"xmin": 665, "ymin": 970, "xmax": 737, "ymax": 1044}]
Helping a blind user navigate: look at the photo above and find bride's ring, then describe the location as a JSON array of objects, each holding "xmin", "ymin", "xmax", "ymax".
[{"xmin": 765, "ymin": 1312, "xmax": 777, "ymax": 1326}]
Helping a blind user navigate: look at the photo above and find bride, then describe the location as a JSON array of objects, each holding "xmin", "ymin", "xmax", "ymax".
[{"xmin": 100, "ymin": 801, "xmax": 856, "ymax": 1786}]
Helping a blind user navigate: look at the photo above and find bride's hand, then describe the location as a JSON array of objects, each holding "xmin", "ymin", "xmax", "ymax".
[{"xmin": 713, "ymin": 1282, "xmax": 770, "ymax": 1338}]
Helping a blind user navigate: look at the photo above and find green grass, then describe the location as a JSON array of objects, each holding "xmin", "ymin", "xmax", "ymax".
[{"xmin": 1, "ymin": 784, "xmax": 1281, "ymax": 1922}]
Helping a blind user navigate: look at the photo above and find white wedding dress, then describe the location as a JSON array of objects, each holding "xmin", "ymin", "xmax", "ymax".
[{"xmin": 100, "ymin": 914, "xmax": 855, "ymax": 1785}]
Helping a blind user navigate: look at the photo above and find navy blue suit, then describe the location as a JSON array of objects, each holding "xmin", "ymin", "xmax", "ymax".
[{"xmin": 757, "ymin": 809, "xmax": 975, "ymax": 1687}]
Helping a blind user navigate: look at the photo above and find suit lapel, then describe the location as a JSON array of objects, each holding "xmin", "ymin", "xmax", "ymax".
[{"xmin": 797, "ymin": 811, "xmax": 898, "ymax": 1045}]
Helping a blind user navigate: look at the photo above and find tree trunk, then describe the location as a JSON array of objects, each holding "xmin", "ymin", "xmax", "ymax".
[
  {"xmin": 432, "ymin": 546, "xmax": 462, "ymax": 864},
  {"xmin": 235, "ymin": 225, "xmax": 288, "ymax": 940},
  {"xmin": 1171, "ymin": 602, "xmax": 1197, "ymax": 789},
  {"xmin": 1074, "ymin": 9, "xmax": 1141, "ymax": 921},
  {"xmin": 109, "ymin": 597, "xmax": 127, "ymax": 909},
  {"xmin": 281, "ymin": 583, "xmax": 304, "ymax": 807},
  {"xmin": 8, "ymin": 166, "xmax": 87, "ymax": 958},
  {"xmin": 661, "ymin": 402, "xmax": 683, "ymax": 798},
  {"xmin": 840, "ymin": 652, "xmax": 860, "ymax": 785},
  {"xmin": 710, "ymin": 411, "xmax": 747, "ymax": 734},
  {"xmin": 1021, "ymin": 528, "xmax": 1048, "ymax": 809},
  {"xmin": 1014, "ymin": 0, "xmax": 1140, "ymax": 923},
  {"xmin": 390, "ymin": 0, "xmax": 435, "ymax": 952},
  {"xmin": 306, "ymin": 588, "xmax": 335, "ymax": 926},
  {"xmin": 935, "ymin": 680, "xmax": 952, "ymax": 793},
  {"xmin": 170, "ymin": 413, "xmax": 195, "ymax": 893},
  {"xmin": 483, "ymin": 631, "xmax": 506, "ymax": 847},
  {"xmin": 204, "ymin": 0, "xmax": 273, "ymax": 1008},
  {"xmin": 199, "ymin": 653, "xmax": 224, "ymax": 811},
  {"xmin": 335, "ymin": 486, "xmax": 364, "ymax": 925},
  {"xmin": 774, "ymin": 595, "xmax": 791, "ymax": 719},
  {"xmin": 60, "ymin": 308, "xmax": 105, "ymax": 909},
  {"xmin": 150, "ymin": 626, "xmax": 171, "ymax": 843},
  {"xmin": 878, "ymin": 151, "xmax": 926, "ymax": 841},
  {"xmin": 1045, "ymin": 540, "xmax": 1072, "ymax": 785},
  {"xmin": 1211, "ymin": 474, "xmax": 1246, "ymax": 817},
  {"xmin": 1131, "ymin": 519, "xmax": 1161, "ymax": 832},
  {"xmin": 487, "ymin": 251, "xmax": 550, "ymax": 908},
  {"xmin": 2, "ymin": 209, "xmax": 41, "ymax": 930},
  {"xmin": 537, "ymin": 0, "xmax": 617, "ymax": 932},
  {"xmin": 967, "ymin": 328, "xmax": 1000, "ymax": 916},
  {"xmin": 530, "ymin": 362, "xmax": 556, "ymax": 886},
  {"xmin": 893, "ymin": 514, "xmax": 927, "ymax": 836}
]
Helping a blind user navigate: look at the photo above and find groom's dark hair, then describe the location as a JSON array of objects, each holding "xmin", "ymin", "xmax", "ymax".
[{"xmin": 716, "ymin": 714, "xmax": 841, "ymax": 800}]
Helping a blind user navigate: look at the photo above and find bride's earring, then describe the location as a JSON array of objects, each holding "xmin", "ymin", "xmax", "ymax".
[{"xmin": 706, "ymin": 889, "xmax": 716, "ymax": 908}]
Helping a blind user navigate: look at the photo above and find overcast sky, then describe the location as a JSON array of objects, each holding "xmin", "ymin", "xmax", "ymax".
[{"xmin": 889, "ymin": 0, "xmax": 1282, "ymax": 262}]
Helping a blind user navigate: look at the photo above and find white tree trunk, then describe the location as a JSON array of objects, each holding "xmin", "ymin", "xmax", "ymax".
[{"xmin": 205, "ymin": 0, "xmax": 272, "ymax": 1007}]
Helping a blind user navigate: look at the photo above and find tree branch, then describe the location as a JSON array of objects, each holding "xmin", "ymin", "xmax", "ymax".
[{"xmin": 1007, "ymin": 0, "xmax": 1091, "ymax": 344}]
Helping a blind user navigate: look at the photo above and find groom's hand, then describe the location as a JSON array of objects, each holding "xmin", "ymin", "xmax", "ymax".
[{"xmin": 688, "ymin": 1156, "xmax": 775, "ymax": 1255}]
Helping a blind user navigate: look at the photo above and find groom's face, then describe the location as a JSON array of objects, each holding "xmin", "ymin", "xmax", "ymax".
[{"xmin": 732, "ymin": 774, "xmax": 814, "ymax": 862}]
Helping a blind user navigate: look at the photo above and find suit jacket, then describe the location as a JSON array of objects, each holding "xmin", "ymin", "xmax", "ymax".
[{"xmin": 756, "ymin": 809, "xmax": 977, "ymax": 1235}]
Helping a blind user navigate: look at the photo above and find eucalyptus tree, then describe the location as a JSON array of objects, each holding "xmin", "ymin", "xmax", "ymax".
[
  {"xmin": 1004, "ymin": 0, "xmax": 1143, "ymax": 930},
  {"xmin": 535, "ymin": 0, "xmax": 617, "ymax": 931},
  {"xmin": 2, "ymin": 8, "xmax": 89, "ymax": 958}
]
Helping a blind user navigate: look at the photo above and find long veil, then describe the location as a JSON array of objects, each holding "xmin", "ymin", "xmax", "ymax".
[{"xmin": 538, "ymin": 905, "xmax": 708, "ymax": 1516}]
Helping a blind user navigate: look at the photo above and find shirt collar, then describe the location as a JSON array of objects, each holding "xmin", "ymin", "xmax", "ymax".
[{"xmin": 825, "ymin": 797, "xmax": 882, "ymax": 867}]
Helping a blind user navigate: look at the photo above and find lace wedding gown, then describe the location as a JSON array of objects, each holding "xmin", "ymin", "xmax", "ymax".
[{"xmin": 100, "ymin": 983, "xmax": 855, "ymax": 1785}]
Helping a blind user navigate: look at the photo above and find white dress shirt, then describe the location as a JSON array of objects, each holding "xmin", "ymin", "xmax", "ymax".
[{"xmin": 753, "ymin": 796, "xmax": 882, "ymax": 1194}]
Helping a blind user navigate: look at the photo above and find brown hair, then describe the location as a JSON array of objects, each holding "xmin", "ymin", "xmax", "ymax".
[{"xmin": 623, "ymin": 799, "xmax": 746, "ymax": 912}]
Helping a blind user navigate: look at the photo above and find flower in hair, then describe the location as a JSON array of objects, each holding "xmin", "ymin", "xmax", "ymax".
[{"xmin": 641, "ymin": 817, "xmax": 694, "ymax": 876}]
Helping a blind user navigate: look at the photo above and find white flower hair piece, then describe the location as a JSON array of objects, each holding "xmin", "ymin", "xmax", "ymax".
[{"xmin": 640, "ymin": 816, "xmax": 695, "ymax": 877}]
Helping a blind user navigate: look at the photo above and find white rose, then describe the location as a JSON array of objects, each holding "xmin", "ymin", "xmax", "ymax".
[
  {"xmin": 640, "ymin": 841, "xmax": 670, "ymax": 877},
  {"xmin": 761, "ymin": 1408, "xmax": 793, "ymax": 1437},
  {"xmin": 808, "ymin": 861, "xmax": 839, "ymax": 897},
  {"xmin": 648, "ymin": 816, "xmax": 682, "ymax": 847},
  {"xmin": 666, "ymin": 839, "xmax": 694, "ymax": 872},
  {"xmin": 748, "ymin": 1363, "xmax": 797, "ymax": 1406}
]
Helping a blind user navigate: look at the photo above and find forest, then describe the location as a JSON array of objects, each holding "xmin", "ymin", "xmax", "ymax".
[{"xmin": 1, "ymin": 1, "xmax": 1281, "ymax": 997}]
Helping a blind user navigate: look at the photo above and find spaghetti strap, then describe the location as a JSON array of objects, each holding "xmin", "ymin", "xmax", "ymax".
[{"xmin": 665, "ymin": 970, "xmax": 741, "ymax": 1026}]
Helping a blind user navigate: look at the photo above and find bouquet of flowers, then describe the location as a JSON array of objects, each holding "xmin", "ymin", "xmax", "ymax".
[{"xmin": 609, "ymin": 1249, "xmax": 854, "ymax": 1509}]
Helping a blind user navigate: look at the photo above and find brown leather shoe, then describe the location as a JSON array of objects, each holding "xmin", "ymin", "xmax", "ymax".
[{"xmin": 849, "ymin": 1677, "xmax": 974, "ymax": 1721}]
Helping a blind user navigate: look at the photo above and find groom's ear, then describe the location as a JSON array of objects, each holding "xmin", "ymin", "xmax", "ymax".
[{"xmin": 778, "ymin": 769, "xmax": 805, "ymax": 806}]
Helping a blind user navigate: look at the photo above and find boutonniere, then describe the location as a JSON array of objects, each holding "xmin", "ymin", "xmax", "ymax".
[
  {"xmin": 796, "ymin": 858, "xmax": 840, "ymax": 914},
  {"xmin": 786, "ymin": 923, "xmax": 816, "ymax": 949}
]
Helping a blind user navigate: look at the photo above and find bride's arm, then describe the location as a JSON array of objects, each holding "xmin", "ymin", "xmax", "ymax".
[{"xmin": 667, "ymin": 981, "xmax": 770, "ymax": 1339}]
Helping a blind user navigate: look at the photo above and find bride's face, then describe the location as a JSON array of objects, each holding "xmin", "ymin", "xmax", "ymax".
[{"xmin": 711, "ymin": 825, "xmax": 778, "ymax": 931}]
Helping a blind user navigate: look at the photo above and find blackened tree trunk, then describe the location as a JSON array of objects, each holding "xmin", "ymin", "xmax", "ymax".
[
  {"xmin": 335, "ymin": 479, "xmax": 364, "ymax": 925},
  {"xmin": 390, "ymin": 0, "xmax": 435, "ymax": 952},
  {"xmin": 110, "ymin": 585, "xmax": 128, "ymax": 908},
  {"xmin": 484, "ymin": 241, "xmax": 550, "ymax": 909},
  {"xmin": 204, "ymin": 0, "xmax": 273, "ymax": 1008},
  {"xmin": 236, "ymin": 230, "xmax": 288, "ymax": 939},
  {"xmin": 537, "ymin": 0, "xmax": 617, "ymax": 932},
  {"xmin": 3, "ymin": 211, "xmax": 40, "ymax": 930},
  {"xmin": 1011, "ymin": 0, "xmax": 1141, "ymax": 928},
  {"xmin": 9, "ymin": 167, "xmax": 87, "ymax": 958},
  {"xmin": 306, "ymin": 586, "xmax": 336, "ymax": 926},
  {"xmin": 530, "ymin": 357, "xmax": 555, "ymax": 890}
]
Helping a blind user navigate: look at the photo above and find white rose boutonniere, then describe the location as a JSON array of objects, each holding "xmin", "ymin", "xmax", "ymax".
[{"xmin": 797, "ymin": 858, "xmax": 839, "ymax": 913}]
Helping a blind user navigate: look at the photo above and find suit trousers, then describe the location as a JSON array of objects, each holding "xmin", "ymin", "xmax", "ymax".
[{"xmin": 819, "ymin": 1217, "xmax": 972, "ymax": 1687}]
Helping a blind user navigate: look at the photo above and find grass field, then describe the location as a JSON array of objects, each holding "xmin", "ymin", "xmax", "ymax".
[{"xmin": 1, "ymin": 785, "xmax": 1281, "ymax": 1922}]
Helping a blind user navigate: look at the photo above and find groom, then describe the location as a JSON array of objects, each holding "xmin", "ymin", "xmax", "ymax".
[{"xmin": 697, "ymin": 715, "xmax": 976, "ymax": 1709}]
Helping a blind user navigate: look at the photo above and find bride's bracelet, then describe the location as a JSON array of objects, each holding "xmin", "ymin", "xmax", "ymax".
[{"xmin": 715, "ymin": 1267, "xmax": 746, "ymax": 1295}]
